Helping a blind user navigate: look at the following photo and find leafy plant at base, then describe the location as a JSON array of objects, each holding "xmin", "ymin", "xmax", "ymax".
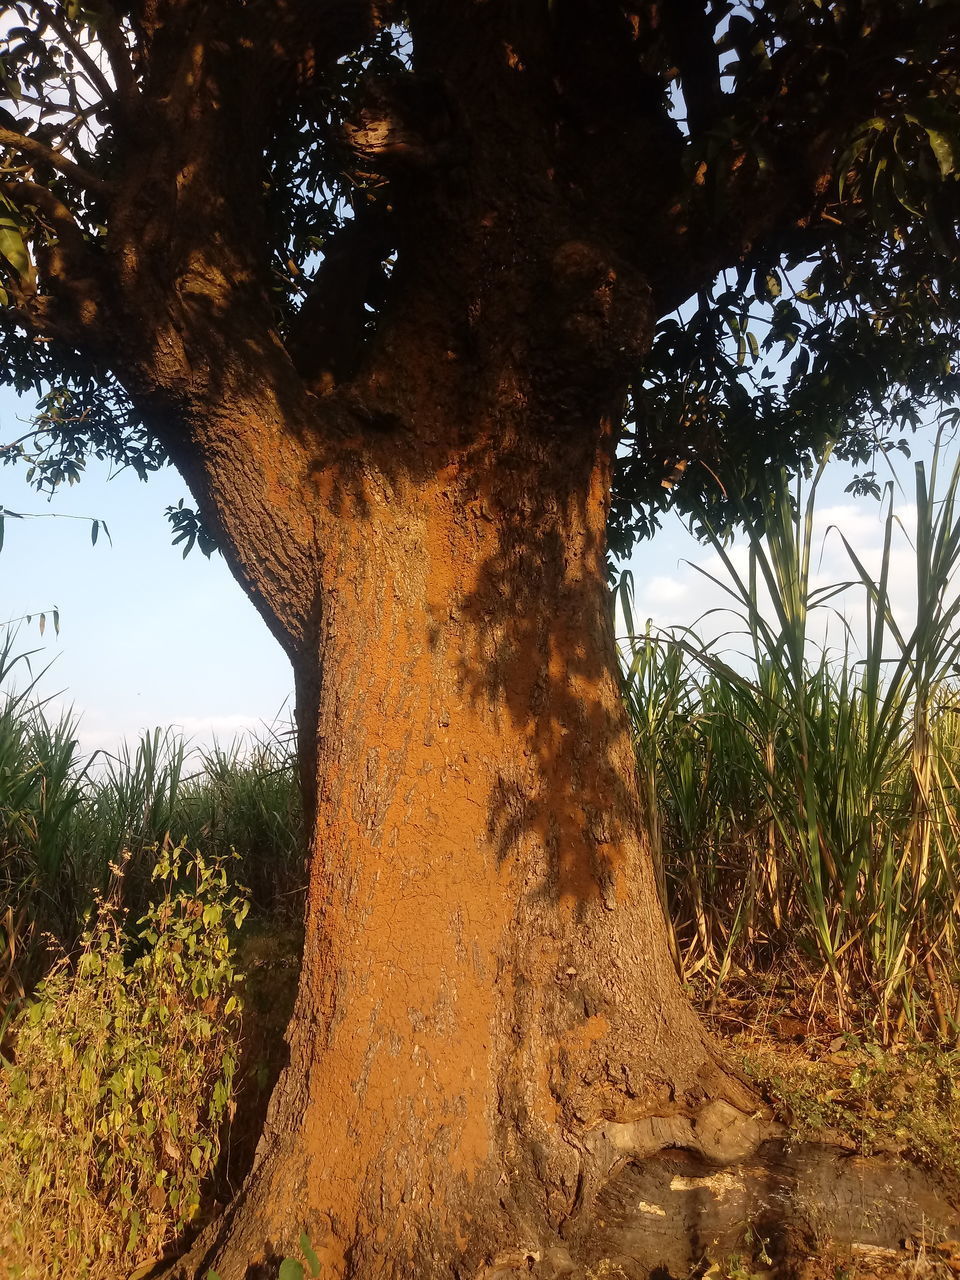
[
  {"xmin": 205, "ymin": 1233, "xmax": 321, "ymax": 1280},
  {"xmin": 0, "ymin": 844, "xmax": 248, "ymax": 1279}
]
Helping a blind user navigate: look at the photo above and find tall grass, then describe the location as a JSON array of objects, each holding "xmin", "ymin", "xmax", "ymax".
[
  {"xmin": 621, "ymin": 449, "xmax": 960, "ymax": 1040},
  {"xmin": 0, "ymin": 664, "xmax": 303, "ymax": 1020}
]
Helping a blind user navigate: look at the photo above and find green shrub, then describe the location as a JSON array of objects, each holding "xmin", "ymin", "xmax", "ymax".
[{"xmin": 0, "ymin": 844, "xmax": 248, "ymax": 1279}]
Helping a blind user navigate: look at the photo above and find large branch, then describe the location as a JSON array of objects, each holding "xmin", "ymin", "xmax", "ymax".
[
  {"xmin": 286, "ymin": 208, "xmax": 393, "ymax": 391},
  {"xmin": 0, "ymin": 126, "xmax": 110, "ymax": 195},
  {"xmin": 655, "ymin": 0, "xmax": 723, "ymax": 137},
  {"xmin": 95, "ymin": 0, "xmax": 389, "ymax": 653},
  {"xmin": 1, "ymin": 179, "xmax": 110, "ymax": 345},
  {"xmin": 281, "ymin": 0, "xmax": 398, "ymax": 91},
  {"xmin": 128, "ymin": 347, "xmax": 340, "ymax": 658},
  {"xmin": 85, "ymin": 2, "xmax": 140, "ymax": 110}
]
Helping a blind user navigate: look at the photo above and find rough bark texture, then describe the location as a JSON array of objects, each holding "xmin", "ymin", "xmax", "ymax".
[{"xmin": 172, "ymin": 413, "xmax": 760, "ymax": 1280}]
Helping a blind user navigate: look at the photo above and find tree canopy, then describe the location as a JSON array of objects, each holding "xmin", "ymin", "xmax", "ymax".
[{"xmin": 0, "ymin": 0, "xmax": 957, "ymax": 561}]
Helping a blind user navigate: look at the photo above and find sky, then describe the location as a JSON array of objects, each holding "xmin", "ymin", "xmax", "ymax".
[
  {"xmin": 0, "ymin": 382, "xmax": 950, "ymax": 757},
  {"xmin": 0, "ymin": 386, "xmax": 293, "ymax": 755}
]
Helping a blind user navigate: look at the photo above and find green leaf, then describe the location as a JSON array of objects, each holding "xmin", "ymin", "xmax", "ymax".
[
  {"xmin": 0, "ymin": 213, "xmax": 30, "ymax": 277},
  {"xmin": 300, "ymin": 1234, "xmax": 322, "ymax": 1277},
  {"xmin": 924, "ymin": 127, "xmax": 956, "ymax": 178},
  {"xmin": 91, "ymin": 519, "xmax": 99, "ymax": 546},
  {"xmin": 279, "ymin": 1261, "xmax": 305, "ymax": 1280},
  {"xmin": 904, "ymin": 106, "xmax": 960, "ymax": 178}
]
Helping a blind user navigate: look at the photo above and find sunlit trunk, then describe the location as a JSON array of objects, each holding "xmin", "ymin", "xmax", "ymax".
[{"xmin": 183, "ymin": 421, "xmax": 758, "ymax": 1280}]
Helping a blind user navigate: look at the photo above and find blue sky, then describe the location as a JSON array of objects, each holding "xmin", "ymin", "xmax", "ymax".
[
  {"xmin": 0, "ymin": 382, "xmax": 948, "ymax": 755},
  {"xmin": 0, "ymin": 386, "xmax": 293, "ymax": 752}
]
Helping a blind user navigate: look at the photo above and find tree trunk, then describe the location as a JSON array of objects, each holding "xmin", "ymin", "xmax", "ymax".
[{"xmin": 178, "ymin": 416, "xmax": 761, "ymax": 1280}]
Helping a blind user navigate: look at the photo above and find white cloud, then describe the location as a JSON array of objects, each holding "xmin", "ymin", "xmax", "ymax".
[{"xmin": 639, "ymin": 575, "xmax": 689, "ymax": 605}]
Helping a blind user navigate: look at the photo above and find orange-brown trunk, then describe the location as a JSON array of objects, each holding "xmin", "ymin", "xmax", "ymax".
[{"xmin": 184, "ymin": 429, "xmax": 755, "ymax": 1280}]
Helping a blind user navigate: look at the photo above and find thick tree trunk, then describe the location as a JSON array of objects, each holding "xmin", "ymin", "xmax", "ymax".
[{"xmin": 178, "ymin": 419, "xmax": 761, "ymax": 1280}]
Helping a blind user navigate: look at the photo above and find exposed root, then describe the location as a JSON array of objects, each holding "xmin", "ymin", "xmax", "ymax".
[
  {"xmin": 156, "ymin": 1099, "xmax": 960, "ymax": 1280},
  {"xmin": 585, "ymin": 1098, "xmax": 772, "ymax": 1171}
]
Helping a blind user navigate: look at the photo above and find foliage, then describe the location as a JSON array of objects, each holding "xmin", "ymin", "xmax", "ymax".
[
  {"xmin": 610, "ymin": 2, "xmax": 960, "ymax": 547},
  {"xmin": 0, "ymin": 2, "xmax": 957, "ymax": 554},
  {"xmin": 621, "ymin": 447, "xmax": 960, "ymax": 1040},
  {"xmin": 0, "ymin": 844, "xmax": 247, "ymax": 1279}
]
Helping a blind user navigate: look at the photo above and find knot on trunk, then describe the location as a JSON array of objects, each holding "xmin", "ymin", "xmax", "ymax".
[
  {"xmin": 536, "ymin": 239, "xmax": 653, "ymax": 393},
  {"xmin": 342, "ymin": 74, "xmax": 461, "ymax": 172}
]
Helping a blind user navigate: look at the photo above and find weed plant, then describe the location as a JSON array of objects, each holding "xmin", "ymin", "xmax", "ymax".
[
  {"xmin": 0, "ymin": 844, "xmax": 247, "ymax": 1279},
  {"xmin": 621, "ymin": 449, "xmax": 960, "ymax": 1042}
]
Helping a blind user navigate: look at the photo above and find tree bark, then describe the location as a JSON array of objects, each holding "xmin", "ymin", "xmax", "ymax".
[
  {"xmin": 91, "ymin": 16, "xmax": 767, "ymax": 1266},
  {"xmin": 173, "ymin": 413, "xmax": 761, "ymax": 1280}
]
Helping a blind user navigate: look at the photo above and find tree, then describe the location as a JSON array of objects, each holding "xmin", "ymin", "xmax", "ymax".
[{"xmin": 1, "ymin": 3, "xmax": 958, "ymax": 1275}]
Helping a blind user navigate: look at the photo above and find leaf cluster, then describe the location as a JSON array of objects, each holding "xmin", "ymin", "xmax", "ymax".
[{"xmin": 0, "ymin": 0, "xmax": 958, "ymax": 556}]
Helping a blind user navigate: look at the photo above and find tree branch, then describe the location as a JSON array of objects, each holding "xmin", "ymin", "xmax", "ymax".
[
  {"xmin": 0, "ymin": 126, "xmax": 111, "ymax": 195},
  {"xmin": 5, "ymin": 179, "xmax": 98, "ymax": 261},
  {"xmin": 656, "ymin": 0, "xmax": 724, "ymax": 137},
  {"xmin": 279, "ymin": 0, "xmax": 397, "ymax": 91},
  {"xmin": 1, "ymin": 179, "xmax": 110, "ymax": 344},
  {"xmin": 26, "ymin": 0, "xmax": 117, "ymax": 107},
  {"xmin": 1, "ymin": 0, "xmax": 387, "ymax": 653},
  {"xmin": 286, "ymin": 208, "xmax": 393, "ymax": 390},
  {"xmin": 88, "ymin": 4, "xmax": 140, "ymax": 109}
]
